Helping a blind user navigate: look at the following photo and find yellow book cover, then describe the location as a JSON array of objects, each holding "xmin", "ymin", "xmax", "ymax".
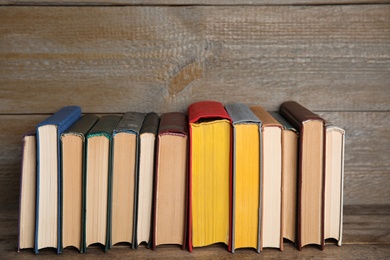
[
  {"xmin": 225, "ymin": 103, "xmax": 262, "ymax": 253},
  {"xmin": 188, "ymin": 101, "xmax": 232, "ymax": 252}
]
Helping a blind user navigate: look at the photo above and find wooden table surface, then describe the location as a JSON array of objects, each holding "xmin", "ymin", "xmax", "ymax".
[{"xmin": 1, "ymin": 205, "xmax": 388, "ymax": 259}]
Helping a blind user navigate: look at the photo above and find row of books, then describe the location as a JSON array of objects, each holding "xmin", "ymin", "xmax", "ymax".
[{"xmin": 18, "ymin": 101, "xmax": 345, "ymax": 254}]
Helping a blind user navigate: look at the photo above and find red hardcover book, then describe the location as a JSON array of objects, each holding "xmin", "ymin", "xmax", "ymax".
[
  {"xmin": 188, "ymin": 101, "xmax": 232, "ymax": 252},
  {"xmin": 152, "ymin": 112, "xmax": 188, "ymax": 250}
]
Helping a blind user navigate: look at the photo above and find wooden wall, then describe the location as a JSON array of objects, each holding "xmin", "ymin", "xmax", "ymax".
[{"xmin": 0, "ymin": 2, "xmax": 389, "ymax": 211}]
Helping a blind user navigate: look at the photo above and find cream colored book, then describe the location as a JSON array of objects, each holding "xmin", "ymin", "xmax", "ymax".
[
  {"xmin": 251, "ymin": 106, "xmax": 283, "ymax": 251},
  {"xmin": 324, "ymin": 124, "xmax": 345, "ymax": 246}
]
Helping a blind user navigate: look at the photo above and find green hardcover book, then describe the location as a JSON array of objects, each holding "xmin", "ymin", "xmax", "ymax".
[
  {"xmin": 111, "ymin": 112, "xmax": 145, "ymax": 249},
  {"xmin": 83, "ymin": 115, "xmax": 121, "ymax": 252},
  {"xmin": 61, "ymin": 114, "xmax": 99, "ymax": 252}
]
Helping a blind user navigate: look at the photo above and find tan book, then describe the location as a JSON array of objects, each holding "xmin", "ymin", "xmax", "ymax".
[
  {"xmin": 111, "ymin": 112, "xmax": 145, "ymax": 248},
  {"xmin": 251, "ymin": 106, "xmax": 283, "ymax": 250},
  {"xmin": 136, "ymin": 112, "xmax": 159, "ymax": 247},
  {"xmin": 84, "ymin": 116, "xmax": 121, "ymax": 252},
  {"xmin": 271, "ymin": 112, "xmax": 299, "ymax": 244},
  {"xmin": 280, "ymin": 101, "xmax": 325, "ymax": 250},
  {"xmin": 153, "ymin": 112, "xmax": 188, "ymax": 249},
  {"xmin": 61, "ymin": 114, "xmax": 98, "ymax": 252},
  {"xmin": 18, "ymin": 133, "xmax": 36, "ymax": 252}
]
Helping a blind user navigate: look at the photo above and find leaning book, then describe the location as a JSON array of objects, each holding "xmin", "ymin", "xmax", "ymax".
[{"xmin": 18, "ymin": 133, "xmax": 36, "ymax": 252}]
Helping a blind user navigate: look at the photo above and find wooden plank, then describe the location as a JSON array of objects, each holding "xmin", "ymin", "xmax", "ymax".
[
  {"xmin": 1, "ymin": 6, "xmax": 389, "ymax": 114},
  {"xmin": 1, "ymin": 0, "xmax": 390, "ymax": 6},
  {"xmin": 0, "ymin": 111, "xmax": 389, "ymax": 209},
  {"xmin": 1, "ymin": 205, "xmax": 389, "ymax": 258}
]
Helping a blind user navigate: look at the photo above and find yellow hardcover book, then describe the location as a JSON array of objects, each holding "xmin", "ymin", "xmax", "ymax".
[
  {"xmin": 188, "ymin": 101, "xmax": 232, "ymax": 252},
  {"xmin": 225, "ymin": 103, "xmax": 261, "ymax": 253}
]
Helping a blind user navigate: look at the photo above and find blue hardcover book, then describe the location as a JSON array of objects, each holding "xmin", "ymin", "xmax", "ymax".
[{"xmin": 34, "ymin": 106, "xmax": 81, "ymax": 254}]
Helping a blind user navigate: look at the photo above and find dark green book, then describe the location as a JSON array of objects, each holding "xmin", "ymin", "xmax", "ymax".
[
  {"xmin": 83, "ymin": 115, "xmax": 121, "ymax": 252},
  {"xmin": 60, "ymin": 114, "xmax": 99, "ymax": 253},
  {"xmin": 110, "ymin": 112, "xmax": 145, "ymax": 249}
]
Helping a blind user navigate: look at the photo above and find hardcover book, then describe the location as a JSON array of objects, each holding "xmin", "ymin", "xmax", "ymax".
[
  {"xmin": 225, "ymin": 103, "xmax": 262, "ymax": 253},
  {"xmin": 324, "ymin": 124, "xmax": 345, "ymax": 246},
  {"xmin": 136, "ymin": 112, "xmax": 159, "ymax": 247},
  {"xmin": 271, "ymin": 112, "xmax": 299, "ymax": 244},
  {"xmin": 35, "ymin": 106, "xmax": 81, "ymax": 254},
  {"xmin": 188, "ymin": 101, "xmax": 232, "ymax": 252},
  {"xmin": 111, "ymin": 112, "xmax": 145, "ymax": 249},
  {"xmin": 84, "ymin": 115, "xmax": 121, "ymax": 252},
  {"xmin": 280, "ymin": 101, "xmax": 325, "ymax": 250},
  {"xmin": 61, "ymin": 114, "xmax": 99, "ymax": 252},
  {"xmin": 18, "ymin": 133, "xmax": 36, "ymax": 252},
  {"xmin": 153, "ymin": 112, "xmax": 188, "ymax": 249},
  {"xmin": 251, "ymin": 106, "xmax": 283, "ymax": 250}
]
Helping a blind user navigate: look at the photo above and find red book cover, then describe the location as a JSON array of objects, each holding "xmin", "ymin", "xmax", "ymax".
[
  {"xmin": 187, "ymin": 101, "xmax": 232, "ymax": 252},
  {"xmin": 152, "ymin": 112, "xmax": 188, "ymax": 250}
]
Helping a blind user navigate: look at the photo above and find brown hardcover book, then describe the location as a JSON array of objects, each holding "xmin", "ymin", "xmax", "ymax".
[
  {"xmin": 250, "ymin": 106, "xmax": 283, "ymax": 251},
  {"xmin": 280, "ymin": 101, "xmax": 325, "ymax": 250},
  {"xmin": 152, "ymin": 112, "xmax": 188, "ymax": 249}
]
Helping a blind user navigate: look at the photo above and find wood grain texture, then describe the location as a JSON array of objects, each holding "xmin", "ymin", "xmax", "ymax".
[
  {"xmin": 1, "ymin": 5, "xmax": 389, "ymax": 114},
  {"xmin": 1, "ymin": 0, "xmax": 390, "ymax": 6},
  {"xmin": 1, "ymin": 205, "xmax": 389, "ymax": 258}
]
